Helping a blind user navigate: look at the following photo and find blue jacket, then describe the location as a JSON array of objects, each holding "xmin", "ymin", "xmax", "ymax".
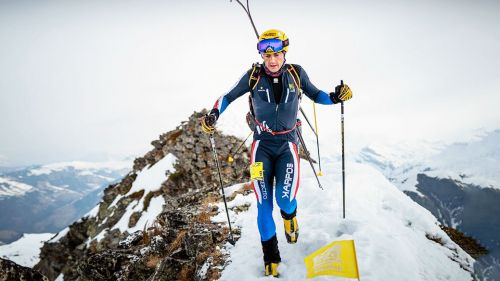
[{"xmin": 212, "ymin": 64, "xmax": 333, "ymax": 143}]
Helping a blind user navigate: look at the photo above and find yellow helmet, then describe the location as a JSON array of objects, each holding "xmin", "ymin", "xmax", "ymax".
[{"xmin": 257, "ymin": 29, "xmax": 289, "ymax": 54}]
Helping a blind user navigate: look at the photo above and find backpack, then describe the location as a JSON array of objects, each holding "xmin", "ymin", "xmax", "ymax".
[{"xmin": 246, "ymin": 63, "xmax": 303, "ymax": 134}]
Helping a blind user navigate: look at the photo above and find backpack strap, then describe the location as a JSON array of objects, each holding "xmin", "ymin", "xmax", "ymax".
[
  {"xmin": 247, "ymin": 63, "xmax": 261, "ymax": 122},
  {"xmin": 249, "ymin": 63, "xmax": 300, "ymax": 92},
  {"xmin": 287, "ymin": 64, "xmax": 301, "ymax": 98},
  {"xmin": 249, "ymin": 62, "xmax": 262, "ymax": 91}
]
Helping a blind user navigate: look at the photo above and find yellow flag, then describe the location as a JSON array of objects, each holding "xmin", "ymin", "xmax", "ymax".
[{"xmin": 304, "ymin": 239, "xmax": 360, "ymax": 279}]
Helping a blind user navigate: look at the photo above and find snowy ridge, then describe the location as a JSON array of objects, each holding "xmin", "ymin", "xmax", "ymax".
[
  {"xmin": 213, "ymin": 157, "xmax": 474, "ymax": 281},
  {"xmin": 90, "ymin": 154, "xmax": 176, "ymax": 242},
  {"xmin": 0, "ymin": 177, "xmax": 33, "ymax": 197},
  {"xmin": 49, "ymin": 227, "xmax": 69, "ymax": 243},
  {"xmin": 0, "ymin": 233, "xmax": 54, "ymax": 267}
]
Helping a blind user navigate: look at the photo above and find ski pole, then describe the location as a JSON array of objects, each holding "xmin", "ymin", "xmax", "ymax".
[
  {"xmin": 340, "ymin": 80, "xmax": 346, "ymax": 219},
  {"xmin": 299, "ymin": 107, "xmax": 317, "ymax": 136},
  {"xmin": 312, "ymin": 103, "xmax": 323, "ymax": 176},
  {"xmin": 227, "ymin": 131, "xmax": 253, "ymax": 163},
  {"xmin": 296, "ymin": 124, "xmax": 323, "ymax": 190},
  {"xmin": 208, "ymin": 133, "xmax": 236, "ymax": 245}
]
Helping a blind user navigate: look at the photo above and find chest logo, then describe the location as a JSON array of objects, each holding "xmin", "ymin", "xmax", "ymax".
[
  {"xmin": 258, "ymin": 86, "xmax": 266, "ymax": 92},
  {"xmin": 288, "ymin": 83, "xmax": 296, "ymax": 93}
]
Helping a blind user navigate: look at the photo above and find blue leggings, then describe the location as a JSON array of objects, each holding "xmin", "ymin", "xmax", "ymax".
[{"xmin": 250, "ymin": 139, "xmax": 300, "ymax": 241}]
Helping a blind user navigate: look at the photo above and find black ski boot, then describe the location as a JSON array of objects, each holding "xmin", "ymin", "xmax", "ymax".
[
  {"xmin": 281, "ymin": 209, "xmax": 299, "ymax": 244},
  {"xmin": 262, "ymin": 235, "xmax": 281, "ymax": 277}
]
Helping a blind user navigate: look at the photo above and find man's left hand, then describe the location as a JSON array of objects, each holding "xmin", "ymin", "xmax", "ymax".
[{"xmin": 330, "ymin": 83, "xmax": 353, "ymax": 104}]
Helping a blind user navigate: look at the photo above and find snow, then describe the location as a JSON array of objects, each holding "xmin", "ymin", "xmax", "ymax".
[
  {"xmin": 108, "ymin": 193, "xmax": 123, "ymax": 209},
  {"xmin": 49, "ymin": 227, "xmax": 69, "ymax": 243},
  {"xmin": 112, "ymin": 193, "xmax": 165, "ymax": 233},
  {"xmin": 0, "ymin": 177, "xmax": 34, "ymax": 197},
  {"xmin": 0, "ymin": 233, "xmax": 54, "ymax": 267},
  {"xmin": 78, "ymin": 170, "xmax": 116, "ymax": 182},
  {"xmin": 215, "ymin": 156, "xmax": 474, "ymax": 281},
  {"xmin": 28, "ymin": 160, "xmax": 131, "ymax": 176},
  {"xmin": 78, "ymin": 170, "xmax": 95, "ymax": 176},
  {"xmin": 91, "ymin": 154, "xmax": 175, "ymax": 241},
  {"xmin": 0, "ymin": 129, "xmax": 481, "ymax": 280},
  {"xmin": 93, "ymin": 199, "xmax": 162, "ymax": 240},
  {"xmin": 197, "ymin": 257, "xmax": 213, "ymax": 280},
  {"xmin": 91, "ymin": 228, "xmax": 109, "ymax": 245},
  {"xmin": 82, "ymin": 204, "xmax": 100, "ymax": 219},
  {"xmin": 42, "ymin": 181, "xmax": 80, "ymax": 194},
  {"xmin": 132, "ymin": 196, "xmax": 164, "ymax": 232},
  {"xmin": 125, "ymin": 153, "xmax": 176, "ymax": 196},
  {"xmin": 223, "ymin": 182, "xmax": 247, "ymax": 198}
]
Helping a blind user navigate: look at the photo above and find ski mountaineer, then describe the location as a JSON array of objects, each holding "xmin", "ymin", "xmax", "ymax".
[{"xmin": 200, "ymin": 29, "xmax": 352, "ymax": 277}]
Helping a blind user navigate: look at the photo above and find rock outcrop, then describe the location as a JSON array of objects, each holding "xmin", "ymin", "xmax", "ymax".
[
  {"xmin": 0, "ymin": 257, "xmax": 49, "ymax": 281},
  {"xmin": 35, "ymin": 110, "xmax": 250, "ymax": 281}
]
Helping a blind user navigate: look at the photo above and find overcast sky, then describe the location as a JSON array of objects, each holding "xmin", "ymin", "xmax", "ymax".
[{"xmin": 0, "ymin": 0, "xmax": 499, "ymax": 166}]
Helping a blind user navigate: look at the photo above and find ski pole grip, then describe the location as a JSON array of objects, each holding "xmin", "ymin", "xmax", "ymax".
[{"xmin": 340, "ymin": 80, "xmax": 345, "ymax": 107}]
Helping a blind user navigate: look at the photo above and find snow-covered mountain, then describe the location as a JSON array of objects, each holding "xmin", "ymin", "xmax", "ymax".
[
  {"xmin": 0, "ymin": 160, "xmax": 131, "ymax": 197},
  {"xmin": 0, "ymin": 233, "xmax": 54, "ymax": 267},
  {"xmin": 358, "ymin": 129, "xmax": 500, "ymax": 280},
  {"xmin": 0, "ymin": 176, "xmax": 33, "ymax": 197},
  {"xmin": 0, "ymin": 160, "xmax": 130, "ymax": 243},
  {"xmin": 27, "ymin": 112, "xmax": 477, "ymax": 281}
]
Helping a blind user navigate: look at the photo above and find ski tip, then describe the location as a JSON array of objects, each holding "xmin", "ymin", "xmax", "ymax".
[
  {"xmin": 228, "ymin": 239, "xmax": 236, "ymax": 246},
  {"xmin": 340, "ymin": 79, "xmax": 344, "ymax": 86}
]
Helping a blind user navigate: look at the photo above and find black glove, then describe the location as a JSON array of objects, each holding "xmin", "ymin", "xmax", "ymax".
[
  {"xmin": 330, "ymin": 82, "xmax": 353, "ymax": 104},
  {"xmin": 201, "ymin": 109, "xmax": 219, "ymax": 133}
]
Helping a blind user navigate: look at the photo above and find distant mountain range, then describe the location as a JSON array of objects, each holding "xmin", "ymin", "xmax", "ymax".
[
  {"xmin": 357, "ymin": 129, "xmax": 500, "ymax": 280},
  {"xmin": 0, "ymin": 161, "xmax": 130, "ymax": 243}
]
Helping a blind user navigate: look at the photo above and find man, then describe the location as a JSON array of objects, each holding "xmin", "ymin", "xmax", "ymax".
[{"xmin": 201, "ymin": 29, "xmax": 352, "ymax": 277}]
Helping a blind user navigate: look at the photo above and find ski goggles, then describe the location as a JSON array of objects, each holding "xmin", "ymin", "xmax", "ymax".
[{"xmin": 257, "ymin": 38, "xmax": 289, "ymax": 53}]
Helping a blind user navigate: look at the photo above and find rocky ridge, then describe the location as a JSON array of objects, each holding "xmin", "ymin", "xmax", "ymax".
[
  {"xmin": 0, "ymin": 257, "xmax": 49, "ymax": 281},
  {"xmin": 34, "ymin": 110, "xmax": 251, "ymax": 281}
]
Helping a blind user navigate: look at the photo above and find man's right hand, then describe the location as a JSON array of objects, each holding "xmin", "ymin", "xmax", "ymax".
[{"xmin": 201, "ymin": 111, "xmax": 218, "ymax": 134}]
